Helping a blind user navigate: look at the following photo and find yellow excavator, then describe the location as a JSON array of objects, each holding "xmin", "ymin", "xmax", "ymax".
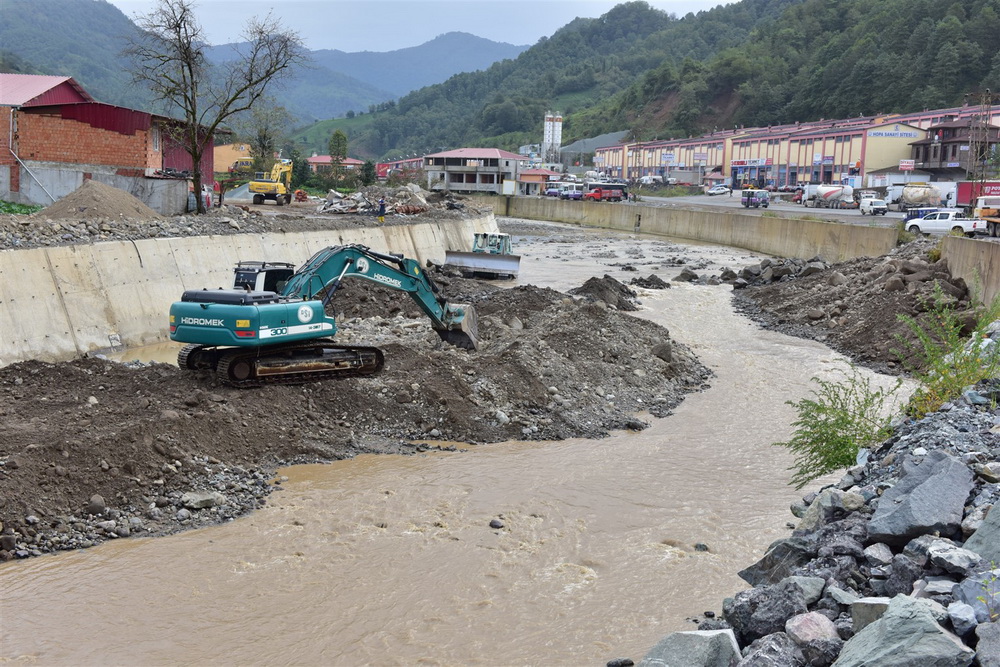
[{"xmin": 248, "ymin": 159, "xmax": 293, "ymax": 206}]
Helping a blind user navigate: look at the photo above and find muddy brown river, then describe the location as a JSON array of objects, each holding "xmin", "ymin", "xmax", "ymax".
[{"xmin": 0, "ymin": 222, "xmax": 901, "ymax": 665}]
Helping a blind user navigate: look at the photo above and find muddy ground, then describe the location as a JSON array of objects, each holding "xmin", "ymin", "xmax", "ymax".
[{"xmin": 0, "ymin": 182, "xmax": 970, "ymax": 559}]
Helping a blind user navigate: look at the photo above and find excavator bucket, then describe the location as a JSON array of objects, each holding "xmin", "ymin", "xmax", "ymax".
[
  {"xmin": 443, "ymin": 250, "xmax": 520, "ymax": 279},
  {"xmin": 434, "ymin": 303, "xmax": 479, "ymax": 350}
]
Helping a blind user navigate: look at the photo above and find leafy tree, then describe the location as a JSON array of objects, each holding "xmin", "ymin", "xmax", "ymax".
[
  {"xmin": 124, "ymin": 0, "xmax": 306, "ymax": 213},
  {"xmin": 328, "ymin": 128, "xmax": 348, "ymax": 183},
  {"xmin": 360, "ymin": 160, "xmax": 377, "ymax": 186},
  {"xmin": 231, "ymin": 100, "xmax": 293, "ymax": 172}
]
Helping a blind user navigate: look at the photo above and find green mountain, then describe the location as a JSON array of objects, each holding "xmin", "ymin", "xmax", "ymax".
[
  {"xmin": 0, "ymin": 0, "xmax": 528, "ymax": 124},
  {"xmin": 295, "ymin": 0, "xmax": 1000, "ymax": 161},
  {"xmin": 300, "ymin": 0, "xmax": 803, "ymax": 158}
]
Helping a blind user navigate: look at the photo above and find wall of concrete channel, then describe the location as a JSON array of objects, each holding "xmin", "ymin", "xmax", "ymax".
[
  {"xmin": 0, "ymin": 214, "xmax": 497, "ymax": 367},
  {"xmin": 481, "ymin": 196, "xmax": 898, "ymax": 264},
  {"xmin": 481, "ymin": 195, "xmax": 1000, "ymax": 314}
]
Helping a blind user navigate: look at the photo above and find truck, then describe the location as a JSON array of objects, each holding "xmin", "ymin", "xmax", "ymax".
[
  {"xmin": 955, "ymin": 181, "xmax": 1000, "ymax": 208},
  {"xmin": 229, "ymin": 158, "xmax": 254, "ymax": 176},
  {"xmin": 248, "ymin": 159, "xmax": 293, "ymax": 206},
  {"xmin": 891, "ymin": 183, "xmax": 941, "ymax": 212},
  {"xmin": 974, "ymin": 195, "xmax": 1000, "ymax": 237},
  {"xmin": 583, "ymin": 184, "xmax": 626, "ymax": 202},
  {"xmin": 904, "ymin": 209, "xmax": 984, "ymax": 237},
  {"xmin": 169, "ymin": 244, "xmax": 479, "ymax": 387},
  {"xmin": 802, "ymin": 184, "xmax": 855, "ymax": 208},
  {"xmin": 443, "ymin": 232, "xmax": 521, "ymax": 279}
]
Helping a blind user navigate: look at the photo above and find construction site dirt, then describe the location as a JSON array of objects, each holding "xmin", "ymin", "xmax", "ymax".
[{"xmin": 4, "ymin": 185, "xmax": 968, "ymax": 663}]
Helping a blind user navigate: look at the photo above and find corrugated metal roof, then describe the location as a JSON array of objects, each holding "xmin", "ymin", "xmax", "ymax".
[
  {"xmin": 0, "ymin": 73, "xmax": 93, "ymax": 106},
  {"xmin": 425, "ymin": 148, "xmax": 523, "ymax": 160}
]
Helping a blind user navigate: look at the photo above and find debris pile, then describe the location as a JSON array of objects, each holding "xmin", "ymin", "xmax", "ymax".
[
  {"xmin": 730, "ymin": 239, "xmax": 976, "ymax": 373},
  {"xmin": 316, "ymin": 183, "xmax": 457, "ymax": 217}
]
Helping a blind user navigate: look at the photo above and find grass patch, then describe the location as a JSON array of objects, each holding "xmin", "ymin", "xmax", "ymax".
[{"xmin": 0, "ymin": 200, "xmax": 43, "ymax": 215}]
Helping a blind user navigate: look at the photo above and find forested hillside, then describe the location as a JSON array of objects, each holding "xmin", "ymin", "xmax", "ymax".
[
  {"xmin": 603, "ymin": 0, "xmax": 1000, "ymax": 140},
  {"xmin": 313, "ymin": 0, "xmax": 1000, "ymax": 160},
  {"xmin": 317, "ymin": 0, "xmax": 802, "ymax": 158}
]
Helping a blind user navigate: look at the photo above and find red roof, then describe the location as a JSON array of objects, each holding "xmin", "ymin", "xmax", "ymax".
[
  {"xmin": 520, "ymin": 168, "xmax": 562, "ymax": 176},
  {"xmin": 0, "ymin": 73, "xmax": 93, "ymax": 107},
  {"xmin": 307, "ymin": 155, "xmax": 365, "ymax": 166},
  {"xmin": 425, "ymin": 148, "xmax": 523, "ymax": 160}
]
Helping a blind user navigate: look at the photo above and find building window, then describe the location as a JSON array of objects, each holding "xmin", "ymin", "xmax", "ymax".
[{"xmin": 152, "ymin": 126, "xmax": 160, "ymax": 152}]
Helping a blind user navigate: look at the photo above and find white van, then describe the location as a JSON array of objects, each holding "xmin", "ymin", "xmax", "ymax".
[{"xmin": 859, "ymin": 198, "xmax": 888, "ymax": 215}]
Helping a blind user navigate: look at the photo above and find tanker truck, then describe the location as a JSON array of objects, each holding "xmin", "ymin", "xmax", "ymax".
[
  {"xmin": 892, "ymin": 183, "xmax": 941, "ymax": 212},
  {"xmin": 802, "ymin": 184, "xmax": 855, "ymax": 209}
]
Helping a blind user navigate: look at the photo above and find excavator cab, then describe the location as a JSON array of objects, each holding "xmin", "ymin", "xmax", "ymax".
[{"xmin": 233, "ymin": 261, "xmax": 296, "ymax": 292}]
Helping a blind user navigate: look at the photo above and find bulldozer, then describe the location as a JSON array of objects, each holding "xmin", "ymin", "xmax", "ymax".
[
  {"xmin": 169, "ymin": 244, "xmax": 478, "ymax": 387},
  {"xmin": 248, "ymin": 159, "xmax": 293, "ymax": 206},
  {"xmin": 443, "ymin": 232, "xmax": 521, "ymax": 279}
]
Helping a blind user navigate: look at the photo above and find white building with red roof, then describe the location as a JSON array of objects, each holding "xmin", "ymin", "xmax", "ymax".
[{"xmin": 423, "ymin": 148, "xmax": 525, "ymax": 195}]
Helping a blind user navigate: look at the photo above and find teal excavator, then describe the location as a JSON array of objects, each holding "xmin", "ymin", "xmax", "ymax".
[{"xmin": 169, "ymin": 244, "xmax": 479, "ymax": 387}]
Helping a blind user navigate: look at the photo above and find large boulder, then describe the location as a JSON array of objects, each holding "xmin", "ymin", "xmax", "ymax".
[
  {"xmin": 867, "ymin": 451, "xmax": 973, "ymax": 547},
  {"xmin": 637, "ymin": 629, "xmax": 741, "ymax": 667},
  {"xmin": 963, "ymin": 504, "xmax": 1000, "ymax": 563},
  {"xmin": 834, "ymin": 596, "xmax": 974, "ymax": 666},
  {"xmin": 723, "ymin": 581, "xmax": 809, "ymax": 645},
  {"xmin": 737, "ymin": 632, "xmax": 806, "ymax": 666},
  {"xmin": 739, "ymin": 536, "xmax": 816, "ymax": 586}
]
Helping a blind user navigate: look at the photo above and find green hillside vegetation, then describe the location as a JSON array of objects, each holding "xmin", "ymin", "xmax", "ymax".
[
  {"xmin": 295, "ymin": 0, "xmax": 802, "ymax": 159},
  {"xmin": 604, "ymin": 0, "xmax": 1000, "ymax": 139},
  {"xmin": 295, "ymin": 0, "xmax": 1000, "ymax": 162},
  {"xmin": 0, "ymin": 0, "xmax": 152, "ymax": 109}
]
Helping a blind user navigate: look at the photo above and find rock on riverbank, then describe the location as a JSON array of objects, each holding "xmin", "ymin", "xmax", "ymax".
[{"xmin": 637, "ymin": 387, "xmax": 1000, "ymax": 666}]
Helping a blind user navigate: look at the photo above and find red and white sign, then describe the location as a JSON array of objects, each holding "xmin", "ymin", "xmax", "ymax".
[{"xmin": 899, "ymin": 159, "xmax": 915, "ymax": 171}]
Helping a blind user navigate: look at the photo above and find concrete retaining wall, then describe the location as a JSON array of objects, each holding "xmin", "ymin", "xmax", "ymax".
[
  {"xmin": 12, "ymin": 162, "xmax": 191, "ymax": 215},
  {"xmin": 941, "ymin": 236, "xmax": 1000, "ymax": 306},
  {"xmin": 0, "ymin": 214, "xmax": 497, "ymax": 366},
  {"xmin": 479, "ymin": 196, "xmax": 897, "ymax": 263}
]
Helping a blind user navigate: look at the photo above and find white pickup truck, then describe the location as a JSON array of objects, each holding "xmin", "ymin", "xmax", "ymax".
[{"xmin": 905, "ymin": 209, "xmax": 985, "ymax": 237}]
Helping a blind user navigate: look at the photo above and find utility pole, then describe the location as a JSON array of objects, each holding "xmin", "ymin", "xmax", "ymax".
[{"xmin": 965, "ymin": 89, "xmax": 998, "ymax": 201}]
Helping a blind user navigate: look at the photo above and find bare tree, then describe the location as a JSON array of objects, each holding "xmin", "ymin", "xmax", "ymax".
[{"xmin": 125, "ymin": 0, "xmax": 306, "ymax": 213}]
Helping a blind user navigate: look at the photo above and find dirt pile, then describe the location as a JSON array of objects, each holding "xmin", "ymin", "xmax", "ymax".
[
  {"xmin": 0, "ymin": 268, "xmax": 710, "ymax": 559},
  {"xmin": 731, "ymin": 238, "xmax": 977, "ymax": 374},
  {"xmin": 1, "ymin": 183, "xmax": 488, "ymax": 250}
]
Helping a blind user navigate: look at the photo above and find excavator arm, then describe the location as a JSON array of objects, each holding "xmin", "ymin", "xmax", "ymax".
[{"xmin": 281, "ymin": 244, "xmax": 478, "ymax": 349}]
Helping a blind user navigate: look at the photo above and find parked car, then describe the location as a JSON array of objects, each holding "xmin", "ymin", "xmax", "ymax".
[
  {"xmin": 706, "ymin": 185, "xmax": 731, "ymax": 196},
  {"xmin": 905, "ymin": 209, "xmax": 984, "ymax": 237},
  {"xmin": 544, "ymin": 186, "xmax": 562, "ymax": 197},
  {"xmin": 859, "ymin": 198, "xmax": 888, "ymax": 216}
]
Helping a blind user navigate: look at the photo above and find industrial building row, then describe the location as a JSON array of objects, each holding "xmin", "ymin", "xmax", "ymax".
[{"xmin": 594, "ymin": 103, "xmax": 1000, "ymax": 191}]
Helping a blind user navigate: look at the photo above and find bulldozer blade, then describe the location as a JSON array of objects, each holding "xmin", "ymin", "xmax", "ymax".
[
  {"xmin": 443, "ymin": 251, "xmax": 520, "ymax": 279},
  {"xmin": 434, "ymin": 303, "xmax": 479, "ymax": 350}
]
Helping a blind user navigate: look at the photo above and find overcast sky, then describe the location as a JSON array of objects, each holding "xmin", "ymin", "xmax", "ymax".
[{"xmin": 106, "ymin": 0, "xmax": 733, "ymax": 52}]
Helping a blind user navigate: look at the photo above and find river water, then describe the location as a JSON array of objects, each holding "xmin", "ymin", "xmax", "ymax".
[{"xmin": 0, "ymin": 222, "xmax": 899, "ymax": 665}]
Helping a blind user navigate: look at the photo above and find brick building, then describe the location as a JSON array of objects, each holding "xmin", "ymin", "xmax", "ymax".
[{"xmin": 0, "ymin": 73, "xmax": 217, "ymax": 214}]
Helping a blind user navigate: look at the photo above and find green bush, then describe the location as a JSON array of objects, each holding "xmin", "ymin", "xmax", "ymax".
[
  {"xmin": 894, "ymin": 283, "xmax": 1000, "ymax": 419},
  {"xmin": 775, "ymin": 363, "xmax": 902, "ymax": 489}
]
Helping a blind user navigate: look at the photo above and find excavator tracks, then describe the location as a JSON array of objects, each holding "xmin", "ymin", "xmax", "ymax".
[{"xmin": 178, "ymin": 340, "xmax": 384, "ymax": 388}]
